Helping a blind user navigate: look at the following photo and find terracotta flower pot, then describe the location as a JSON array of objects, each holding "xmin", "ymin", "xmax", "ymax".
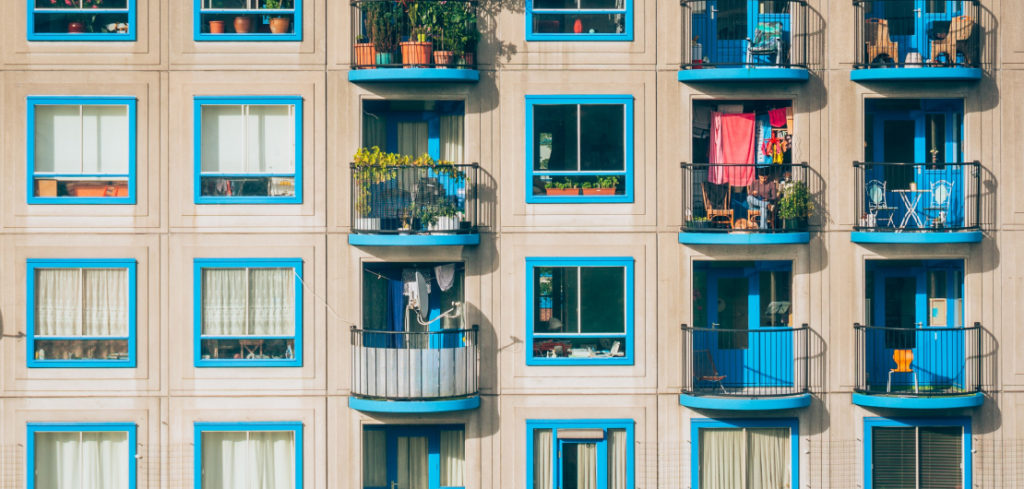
[
  {"xmin": 459, "ymin": 52, "xmax": 475, "ymax": 67},
  {"xmin": 233, "ymin": 16, "xmax": 253, "ymax": 34},
  {"xmin": 354, "ymin": 43, "xmax": 377, "ymax": 69},
  {"xmin": 545, "ymin": 188, "xmax": 580, "ymax": 196},
  {"xmin": 269, "ymin": 17, "xmax": 291, "ymax": 34},
  {"xmin": 581, "ymin": 187, "xmax": 616, "ymax": 196},
  {"xmin": 400, "ymin": 41, "xmax": 433, "ymax": 67},
  {"xmin": 433, "ymin": 50, "xmax": 455, "ymax": 67},
  {"xmin": 209, "ymin": 20, "xmax": 226, "ymax": 34},
  {"xmin": 67, "ymin": 22, "xmax": 85, "ymax": 33}
]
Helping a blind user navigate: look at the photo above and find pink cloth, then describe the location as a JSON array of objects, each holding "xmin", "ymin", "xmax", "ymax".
[
  {"xmin": 768, "ymin": 108, "xmax": 787, "ymax": 128},
  {"xmin": 709, "ymin": 111, "xmax": 756, "ymax": 186}
]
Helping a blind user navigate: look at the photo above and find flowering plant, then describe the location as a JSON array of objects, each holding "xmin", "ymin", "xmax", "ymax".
[{"xmin": 47, "ymin": 0, "xmax": 107, "ymax": 7}]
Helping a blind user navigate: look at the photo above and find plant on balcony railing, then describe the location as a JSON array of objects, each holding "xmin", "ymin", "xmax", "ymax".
[
  {"xmin": 777, "ymin": 180, "xmax": 812, "ymax": 229},
  {"xmin": 354, "ymin": 0, "xmax": 478, "ymax": 69}
]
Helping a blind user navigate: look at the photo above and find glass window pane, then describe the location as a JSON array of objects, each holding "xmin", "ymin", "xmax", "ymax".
[
  {"xmin": 397, "ymin": 121, "xmax": 429, "ymax": 159},
  {"xmin": 533, "ymin": 429, "xmax": 554, "ymax": 489},
  {"xmin": 248, "ymin": 268, "xmax": 295, "ymax": 336},
  {"xmin": 397, "ymin": 436, "xmax": 429, "ymax": 489},
  {"xmin": 872, "ymin": 427, "xmax": 916, "ymax": 489},
  {"xmin": 759, "ymin": 270, "xmax": 791, "ymax": 327},
  {"xmin": 34, "ymin": 431, "xmax": 130, "ymax": 489},
  {"xmin": 534, "ymin": 0, "xmax": 577, "ymax": 8},
  {"xmin": 82, "ymin": 268, "xmax": 129, "ymax": 337},
  {"xmin": 580, "ymin": 0, "xmax": 620, "ymax": 8},
  {"xmin": 248, "ymin": 431, "xmax": 296, "ymax": 489},
  {"xmin": 34, "ymin": 432, "xmax": 83, "ymax": 489},
  {"xmin": 699, "ymin": 428, "xmax": 744, "ymax": 489},
  {"xmin": 363, "ymin": 431, "xmax": 387, "ymax": 487},
  {"xmin": 82, "ymin": 106, "xmax": 130, "ymax": 174},
  {"xmin": 535, "ymin": 267, "xmax": 579, "ymax": 334},
  {"xmin": 717, "ymin": 0, "xmax": 748, "ymax": 41},
  {"xmin": 201, "ymin": 105, "xmax": 246, "ymax": 173},
  {"xmin": 201, "ymin": 431, "xmax": 249, "ymax": 489},
  {"xmin": 35, "ymin": 105, "xmax": 83, "ymax": 174},
  {"xmin": 746, "ymin": 428, "xmax": 789, "ymax": 489},
  {"xmin": 562, "ymin": 442, "xmax": 598, "ymax": 489},
  {"xmin": 35, "ymin": 268, "xmax": 83, "ymax": 336},
  {"xmin": 579, "ymin": 267, "xmax": 625, "ymax": 334},
  {"xmin": 579, "ymin": 105, "xmax": 625, "ymax": 172},
  {"xmin": 201, "ymin": 268, "xmax": 248, "ymax": 336},
  {"xmin": 607, "ymin": 429, "xmax": 628, "ymax": 489},
  {"xmin": 246, "ymin": 105, "xmax": 294, "ymax": 174},
  {"xmin": 919, "ymin": 427, "xmax": 962, "ymax": 489},
  {"xmin": 533, "ymin": 105, "xmax": 577, "ymax": 171},
  {"xmin": 718, "ymin": 276, "xmax": 749, "ymax": 349},
  {"xmin": 532, "ymin": 13, "xmax": 626, "ymax": 35},
  {"xmin": 207, "ymin": 0, "xmax": 251, "ymax": 8},
  {"xmin": 440, "ymin": 430, "xmax": 466, "ymax": 487}
]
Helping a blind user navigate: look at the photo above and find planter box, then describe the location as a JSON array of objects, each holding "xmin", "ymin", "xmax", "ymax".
[
  {"xmin": 355, "ymin": 217, "xmax": 381, "ymax": 231},
  {"xmin": 354, "ymin": 43, "xmax": 376, "ymax": 68},
  {"xmin": 581, "ymin": 187, "xmax": 616, "ymax": 196},
  {"xmin": 429, "ymin": 216, "xmax": 460, "ymax": 232},
  {"xmin": 67, "ymin": 182, "xmax": 129, "ymax": 197},
  {"xmin": 400, "ymin": 41, "xmax": 433, "ymax": 67},
  {"xmin": 545, "ymin": 188, "xmax": 580, "ymax": 196}
]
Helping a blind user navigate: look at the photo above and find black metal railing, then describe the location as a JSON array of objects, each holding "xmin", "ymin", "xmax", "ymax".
[
  {"xmin": 853, "ymin": 161, "xmax": 979, "ymax": 232},
  {"xmin": 682, "ymin": 324, "xmax": 810, "ymax": 397},
  {"xmin": 351, "ymin": 326, "xmax": 478, "ymax": 401},
  {"xmin": 853, "ymin": 0, "xmax": 980, "ymax": 69},
  {"xmin": 681, "ymin": 162, "xmax": 811, "ymax": 233},
  {"xmin": 351, "ymin": 163, "xmax": 478, "ymax": 235},
  {"xmin": 351, "ymin": 0, "xmax": 478, "ymax": 70},
  {"xmin": 680, "ymin": 0, "xmax": 809, "ymax": 70},
  {"xmin": 854, "ymin": 323, "xmax": 981, "ymax": 396}
]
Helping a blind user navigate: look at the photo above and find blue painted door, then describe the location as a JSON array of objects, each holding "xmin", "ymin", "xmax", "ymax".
[
  {"xmin": 366, "ymin": 427, "xmax": 445, "ymax": 489},
  {"xmin": 692, "ymin": 0, "xmax": 792, "ymax": 66}
]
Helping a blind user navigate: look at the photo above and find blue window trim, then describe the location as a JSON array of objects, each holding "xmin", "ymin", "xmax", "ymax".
[
  {"xmin": 193, "ymin": 96, "xmax": 303, "ymax": 205},
  {"xmin": 27, "ymin": 422, "xmax": 138, "ymax": 489},
  {"xmin": 524, "ymin": 0, "xmax": 633, "ymax": 41},
  {"xmin": 26, "ymin": 258, "xmax": 138, "ymax": 368},
  {"xmin": 525, "ymin": 419, "xmax": 635, "ymax": 489},
  {"xmin": 26, "ymin": 96, "xmax": 138, "ymax": 205},
  {"xmin": 193, "ymin": 0, "xmax": 303, "ymax": 42},
  {"xmin": 193, "ymin": 258, "xmax": 303, "ymax": 367},
  {"xmin": 362, "ymin": 424, "xmax": 466, "ymax": 489},
  {"xmin": 525, "ymin": 257, "xmax": 635, "ymax": 366},
  {"xmin": 27, "ymin": 0, "xmax": 137, "ymax": 42},
  {"xmin": 194, "ymin": 421, "xmax": 303, "ymax": 489},
  {"xmin": 863, "ymin": 416, "xmax": 971, "ymax": 489},
  {"xmin": 525, "ymin": 95, "xmax": 634, "ymax": 204},
  {"xmin": 690, "ymin": 418, "xmax": 800, "ymax": 489}
]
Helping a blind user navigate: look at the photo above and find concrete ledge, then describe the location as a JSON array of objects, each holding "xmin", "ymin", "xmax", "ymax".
[
  {"xmin": 678, "ymin": 68, "xmax": 809, "ymax": 83},
  {"xmin": 850, "ymin": 231, "xmax": 983, "ymax": 244},
  {"xmin": 850, "ymin": 67, "xmax": 982, "ymax": 82},
  {"xmin": 679, "ymin": 393, "xmax": 812, "ymax": 411},
  {"xmin": 349, "ymin": 68, "xmax": 480, "ymax": 83},
  {"xmin": 348, "ymin": 233, "xmax": 480, "ymax": 246},
  {"xmin": 852, "ymin": 392, "xmax": 984, "ymax": 410},
  {"xmin": 348, "ymin": 396, "xmax": 481, "ymax": 413},
  {"xmin": 679, "ymin": 232, "xmax": 810, "ymax": 245}
]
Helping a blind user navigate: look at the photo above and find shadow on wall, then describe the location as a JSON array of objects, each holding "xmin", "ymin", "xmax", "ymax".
[{"xmin": 480, "ymin": 0, "xmax": 520, "ymax": 66}]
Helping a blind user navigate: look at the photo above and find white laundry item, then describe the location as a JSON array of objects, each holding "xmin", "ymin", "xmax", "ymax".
[
  {"xmin": 415, "ymin": 271, "xmax": 431, "ymax": 321},
  {"xmin": 435, "ymin": 264, "xmax": 456, "ymax": 292},
  {"xmin": 402, "ymin": 269, "xmax": 419, "ymax": 311}
]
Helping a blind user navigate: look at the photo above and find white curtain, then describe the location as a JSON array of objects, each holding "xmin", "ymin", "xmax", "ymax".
[
  {"xmin": 35, "ymin": 105, "xmax": 129, "ymax": 175},
  {"xmin": 533, "ymin": 429, "xmax": 553, "ymax": 489},
  {"xmin": 202, "ymin": 268, "xmax": 294, "ymax": 336},
  {"xmin": 201, "ymin": 269, "xmax": 248, "ymax": 336},
  {"xmin": 607, "ymin": 429, "xmax": 628, "ymax": 489},
  {"xmin": 202, "ymin": 431, "xmax": 295, "ymax": 489},
  {"xmin": 248, "ymin": 269, "xmax": 295, "ymax": 336},
  {"xmin": 397, "ymin": 122, "xmax": 429, "ymax": 158},
  {"xmin": 35, "ymin": 268, "xmax": 128, "ymax": 337},
  {"xmin": 575, "ymin": 443, "xmax": 598, "ymax": 489},
  {"xmin": 699, "ymin": 429, "xmax": 744, "ymax": 489},
  {"xmin": 202, "ymin": 105, "xmax": 293, "ymax": 174},
  {"xmin": 397, "ymin": 436, "xmax": 428, "ymax": 489},
  {"xmin": 82, "ymin": 269, "xmax": 129, "ymax": 336},
  {"xmin": 35, "ymin": 431, "xmax": 129, "ymax": 489},
  {"xmin": 440, "ymin": 430, "xmax": 465, "ymax": 487},
  {"xmin": 363, "ymin": 113, "xmax": 387, "ymax": 150},
  {"xmin": 747, "ymin": 428, "xmax": 789, "ymax": 489},
  {"xmin": 440, "ymin": 114, "xmax": 464, "ymax": 163},
  {"xmin": 362, "ymin": 431, "xmax": 387, "ymax": 487}
]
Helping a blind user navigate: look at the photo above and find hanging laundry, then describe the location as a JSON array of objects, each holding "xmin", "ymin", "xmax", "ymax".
[
  {"xmin": 709, "ymin": 112, "xmax": 756, "ymax": 187},
  {"xmin": 785, "ymin": 106, "xmax": 794, "ymax": 133},
  {"xmin": 434, "ymin": 264, "xmax": 456, "ymax": 292},
  {"xmin": 768, "ymin": 108, "xmax": 788, "ymax": 128},
  {"xmin": 415, "ymin": 270, "xmax": 430, "ymax": 321},
  {"xmin": 755, "ymin": 114, "xmax": 773, "ymax": 167}
]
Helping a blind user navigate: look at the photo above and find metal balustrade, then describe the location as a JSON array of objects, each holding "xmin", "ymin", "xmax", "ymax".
[
  {"xmin": 682, "ymin": 324, "xmax": 810, "ymax": 397},
  {"xmin": 854, "ymin": 323, "xmax": 981, "ymax": 396},
  {"xmin": 350, "ymin": 163, "xmax": 478, "ymax": 235},
  {"xmin": 853, "ymin": 161, "xmax": 979, "ymax": 232}
]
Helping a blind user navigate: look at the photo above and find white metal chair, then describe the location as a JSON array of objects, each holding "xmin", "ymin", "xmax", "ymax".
[
  {"xmin": 866, "ymin": 179, "xmax": 896, "ymax": 228},
  {"xmin": 925, "ymin": 180, "xmax": 953, "ymax": 227}
]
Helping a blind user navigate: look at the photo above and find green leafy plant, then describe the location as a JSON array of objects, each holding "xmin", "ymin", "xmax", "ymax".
[
  {"xmin": 362, "ymin": 1, "xmax": 403, "ymax": 53},
  {"xmin": 263, "ymin": 0, "xmax": 293, "ymax": 9},
  {"xmin": 778, "ymin": 181, "xmax": 812, "ymax": 220},
  {"xmin": 553, "ymin": 178, "xmax": 578, "ymax": 190},
  {"xmin": 581, "ymin": 182, "xmax": 594, "ymax": 189},
  {"xmin": 352, "ymin": 146, "xmax": 465, "ymax": 216},
  {"xmin": 596, "ymin": 175, "xmax": 619, "ymax": 189}
]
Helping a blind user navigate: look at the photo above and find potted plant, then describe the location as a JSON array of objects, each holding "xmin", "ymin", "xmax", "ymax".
[
  {"xmin": 352, "ymin": 147, "xmax": 466, "ymax": 227},
  {"xmin": 688, "ymin": 217, "xmax": 711, "ymax": 229},
  {"xmin": 264, "ymin": 0, "xmax": 293, "ymax": 34},
  {"xmin": 57, "ymin": 0, "xmax": 107, "ymax": 33},
  {"xmin": 777, "ymin": 180, "xmax": 812, "ymax": 230},
  {"xmin": 354, "ymin": 35, "xmax": 376, "ymax": 68},
  {"xmin": 443, "ymin": 1, "xmax": 477, "ymax": 68},
  {"xmin": 209, "ymin": 19, "xmax": 226, "ymax": 33},
  {"xmin": 544, "ymin": 178, "xmax": 580, "ymax": 196},
  {"xmin": 581, "ymin": 176, "xmax": 618, "ymax": 196},
  {"xmin": 401, "ymin": 26, "xmax": 433, "ymax": 67},
  {"xmin": 363, "ymin": 1, "xmax": 402, "ymax": 66}
]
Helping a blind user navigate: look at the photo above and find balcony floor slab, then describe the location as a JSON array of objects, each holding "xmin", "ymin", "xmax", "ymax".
[
  {"xmin": 851, "ymin": 392, "xmax": 984, "ymax": 410},
  {"xmin": 679, "ymin": 393, "xmax": 811, "ymax": 411},
  {"xmin": 348, "ymin": 233, "xmax": 480, "ymax": 246},
  {"xmin": 678, "ymin": 67, "xmax": 809, "ymax": 83},
  {"xmin": 850, "ymin": 231, "xmax": 982, "ymax": 244},
  {"xmin": 348, "ymin": 395, "xmax": 481, "ymax": 413},
  {"xmin": 679, "ymin": 231, "xmax": 809, "ymax": 245},
  {"xmin": 850, "ymin": 67, "xmax": 982, "ymax": 82},
  {"xmin": 349, "ymin": 68, "xmax": 480, "ymax": 83}
]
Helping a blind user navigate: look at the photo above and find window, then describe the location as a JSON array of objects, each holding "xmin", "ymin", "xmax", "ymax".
[
  {"xmin": 195, "ymin": 0, "xmax": 302, "ymax": 41},
  {"xmin": 193, "ymin": 258, "xmax": 303, "ymax": 367},
  {"xmin": 362, "ymin": 100, "xmax": 466, "ymax": 162},
  {"xmin": 28, "ymin": 0, "xmax": 137, "ymax": 41},
  {"xmin": 526, "ymin": 257, "xmax": 634, "ymax": 365},
  {"xmin": 26, "ymin": 259, "xmax": 137, "ymax": 368},
  {"xmin": 526, "ymin": 0, "xmax": 632, "ymax": 41},
  {"xmin": 27, "ymin": 97, "xmax": 137, "ymax": 205},
  {"xmin": 692, "ymin": 418, "xmax": 798, "ymax": 489},
  {"xmin": 864, "ymin": 417, "xmax": 969, "ymax": 489},
  {"xmin": 527, "ymin": 419, "xmax": 633, "ymax": 489},
  {"xmin": 362, "ymin": 425, "xmax": 465, "ymax": 489},
  {"xmin": 526, "ymin": 96, "xmax": 633, "ymax": 203},
  {"xmin": 195, "ymin": 422, "xmax": 302, "ymax": 489},
  {"xmin": 28, "ymin": 423, "xmax": 137, "ymax": 489},
  {"xmin": 194, "ymin": 96, "xmax": 303, "ymax": 204}
]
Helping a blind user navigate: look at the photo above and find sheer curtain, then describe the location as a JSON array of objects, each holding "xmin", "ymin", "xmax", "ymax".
[
  {"xmin": 607, "ymin": 429, "xmax": 628, "ymax": 489},
  {"xmin": 248, "ymin": 269, "xmax": 295, "ymax": 336},
  {"xmin": 699, "ymin": 428, "xmax": 744, "ymax": 489},
  {"xmin": 202, "ymin": 431, "xmax": 294, "ymax": 489},
  {"xmin": 201, "ymin": 269, "xmax": 248, "ymax": 336},
  {"xmin": 82, "ymin": 269, "xmax": 129, "ymax": 336},
  {"xmin": 246, "ymin": 105, "xmax": 294, "ymax": 174},
  {"xmin": 440, "ymin": 430, "xmax": 465, "ymax": 487},
  {"xmin": 36, "ymin": 268, "xmax": 128, "ymax": 337},
  {"xmin": 397, "ymin": 436, "xmax": 429, "ymax": 489},
  {"xmin": 747, "ymin": 428, "xmax": 789, "ymax": 489},
  {"xmin": 397, "ymin": 122, "xmax": 429, "ymax": 158},
  {"xmin": 249, "ymin": 432, "xmax": 295, "ymax": 489},
  {"xmin": 35, "ymin": 431, "xmax": 129, "ymax": 489},
  {"xmin": 363, "ymin": 431, "xmax": 387, "ymax": 487},
  {"xmin": 575, "ymin": 443, "xmax": 598, "ymax": 489},
  {"xmin": 363, "ymin": 113, "xmax": 387, "ymax": 150},
  {"xmin": 35, "ymin": 269, "xmax": 82, "ymax": 336},
  {"xmin": 82, "ymin": 105, "xmax": 130, "ymax": 174},
  {"xmin": 202, "ymin": 105, "xmax": 246, "ymax": 174},
  {"xmin": 35, "ymin": 105, "xmax": 129, "ymax": 175},
  {"xmin": 440, "ymin": 114, "xmax": 465, "ymax": 163},
  {"xmin": 533, "ymin": 429, "xmax": 553, "ymax": 489}
]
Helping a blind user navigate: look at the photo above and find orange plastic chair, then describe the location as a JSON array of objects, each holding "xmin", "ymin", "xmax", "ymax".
[
  {"xmin": 887, "ymin": 349, "xmax": 918, "ymax": 393},
  {"xmin": 694, "ymin": 349, "xmax": 727, "ymax": 393}
]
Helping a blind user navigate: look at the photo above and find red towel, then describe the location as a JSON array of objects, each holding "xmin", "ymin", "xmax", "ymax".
[
  {"xmin": 709, "ymin": 112, "xmax": 756, "ymax": 186},
  {"xmin": 768, "ymin": 108, "xmax": 787, "ymax": 128}
]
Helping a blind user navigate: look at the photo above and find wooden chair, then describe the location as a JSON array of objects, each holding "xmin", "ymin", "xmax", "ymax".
[
  {"xmin": 701, "ymin": 182, "xmax": 734, "ymax": 228},
  {"xmin": 930, "ymin": 15, "xmax": 975, "ymax": 66},
  {"xmin": 694, "ymin": 349, "xmax": 727, "ymax": 393},
  {"xmin": 864, "ymin": 18, "xmax": 899, "ymax": 65},
  {"xmin": 887, "ymin": 349, "xmax": 919, "ymax": 393}
]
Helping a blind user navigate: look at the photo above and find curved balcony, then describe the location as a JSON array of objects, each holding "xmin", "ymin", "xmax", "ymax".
[
  {"xmin": 349, "ymin": 162, "xmax": 479, "ymax": 246},
  {"xmin": 349, "ymin": 0, "xmax": 479, "ymax": 83},
  {"xmin": 854, "ymin": 324, "xmax": 983, "ymax": 409},
  {"xmin": 852, "ymin": 161, "xmax": 982, "ymax": 244},
  {"xmin": 680, "ymin": 324, "xmax": 811, "ymax": 411},
  {"xmin": 679, "ymin": 0, "xmax": 811, "ymax": 83},
  {"xmin": 350, "ymin": 327, "xmax": 479, "ymax": 413},
  {"xmin": 851, "ymin": 0, "xmax": 982, "ymax": 81}
]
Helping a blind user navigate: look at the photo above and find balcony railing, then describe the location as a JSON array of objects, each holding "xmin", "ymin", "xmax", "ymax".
[
  {"xmin": 682, "ymin": 324, "xmax": 809, "ymax": 397},
  {"xmin": 680, "ymin": 0, "xmax": 809, "ymax": 70},
  {"xmin": 853, "ymin": 161, "xmax": 979, "ymax": 232},
  {"xmin": 681, "ymin": 163, "xmax": 811, "ymax": 233},
  {"xmin": 853, "ymin": 0, "xmax": 980, "ymax": 69},
  {"xmin": 854, "ymin": 323, "xmax": 981, "ymax": 396},
  {"xmin": 350, "ymin": 0, "xmax": 478, "ymax": 70},
  {"xmin": 350, "ymin": 163, "xmax": 478, "ymax": 235},
  {"xmin": 351, "ymin": 326, "xmax": 478, "ymax": 402}
]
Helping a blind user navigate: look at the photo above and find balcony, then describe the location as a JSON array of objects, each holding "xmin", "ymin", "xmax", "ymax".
[
  {"xmin": 349, "ymin": 0, "xmax": 479, "ymax": 83},
  {"xmin": 851, "ymin": 0, "xmax": 982, "ymax": 81},
  {"xmin": 350, "ymin": 327, "xmax": 479, "ymax": 413},
  {"xmin": 681, "ymin": 325, "xmax": 811, "ymax": 410},
  {"xmin": 679, "ymin": 0, "xmax": 811, "ymax": 83},
  {"xmin": 854, "ymin": 324, "xmax": 983, "ymax": 409},
  {"xmin": 349, "ymin": 160, "xmax": 479, "ymax": 246},
  {"xmin": 852, "ymin": 161, "xmax": 981, "ymax": 244},
  {"xmin": 680, "ymin": 163, "xmax": 812, "ymax": 245}
]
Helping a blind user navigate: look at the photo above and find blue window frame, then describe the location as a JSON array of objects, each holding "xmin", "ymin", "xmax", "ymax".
[
  {"xmin": 28, "ymin": 0, "xmax": 137, "ymax": 42},
  {"xmin": 864, "ymin": 417, "xmax": 971, "ymax": 489},
  {"xmin": 194, "ymin": 421, "xmax": 303, "ymax": 489},
  {"xmin": 526, "ymin": 257, "xmax": 634, "ymax": 366},
  {"xmin": 362, "ymin": 425, "xmax": 466, "ymax": 489},
  {"xmin": 27, "ymin": 422, "xmax": 138, "ymax": 489},
  {"xmin": 526, "ymin": 419, "xmax": 634, "ymax": 489},
  {"xmin": 525, "ymin": 0, "xmax": 633, "ymax": 41},
  {"xmin": 193, "ymin": 96, "xmax": 303, "ymax": 204},
  {"xmin": 525, "ymin": 95, "xmax": 634, "ymax": 203},
  {"xmin": 194, "ymin": 0, "xmax": 302, "ymax": 42},
  {"xmin": 193, "ymin": 258, "xmax": 303, "ymax": 367},
  {"xmin": 26, "ymin": 259, "xmax": 137, "ymax": 368},
  {"xmin": 690, "ymin": 418, "xmax": 799, "ymax": 489},
  {"xmin": 27, "ymin": 96, "xmax": 137, "ymax": 205}
]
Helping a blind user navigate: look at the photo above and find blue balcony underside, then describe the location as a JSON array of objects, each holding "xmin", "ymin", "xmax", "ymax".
[
  {"xmin": 679, "ymin": 232, "xmax": 810, "ymax": 245},
  {"xmin": 852, "ymin": 392, "xmax": 983, "ymax": 410},
  {"xmin": 348, "ymin": 233, "xmax": 480, "ymax": 246},
  {"xmin": 679, "ymin": 393, "xmax": 811, "ymax": 411},
  {"xmin": 348, "ymin": 395, "xmax": 480, "ymax": 413},
  {"xmin": 348, "ymin": 68, "xmax": 480, "ymax": 83},
  {"xmin": 850, "ymin": 230, "xmax": 982, "ymax": 244},
  {"xmin": 678, "ymin": 68, "xmax": 809, "ymax": 83},
  {"xmin": 850, "ymin": 67, "xmax": 982, "ymax": 82}
]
